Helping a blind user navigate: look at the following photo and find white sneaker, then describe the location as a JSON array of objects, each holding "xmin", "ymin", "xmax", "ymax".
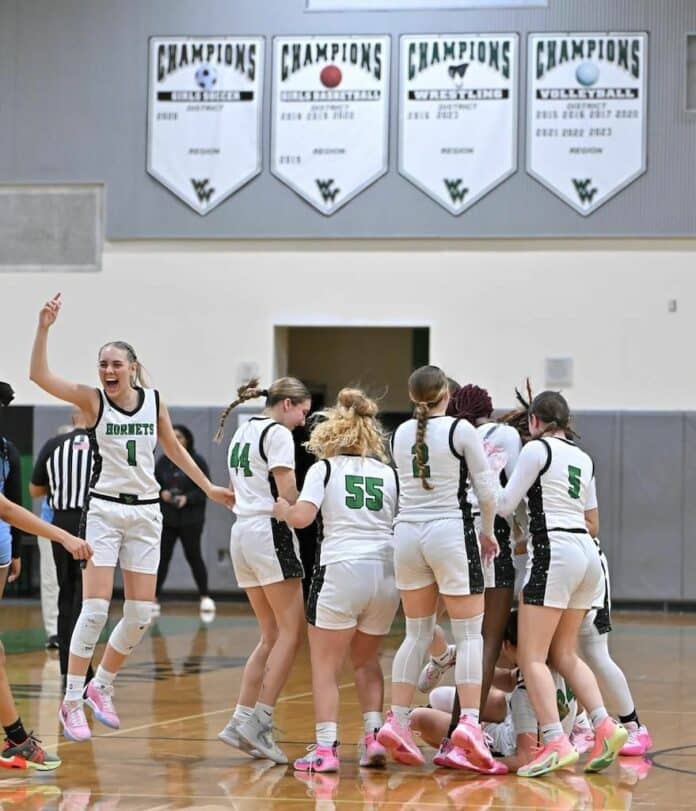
[
  {"xmin": 237, "ymin": 713, "xmax": 288, "ymax": 765},
  {"xmin": 417, "ymin": 644, "xmax": 456, "ymax": 692},
  {"xmin": 200, "ymin": 596, "xmax": 216, "ymax": 613},
  {"xmin": 218, "ymin": 717, "xmax": 261, "ymax": 757}
]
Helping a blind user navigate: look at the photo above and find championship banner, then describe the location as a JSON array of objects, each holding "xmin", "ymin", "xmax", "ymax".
[
  {"xmin": 399, "ymin": 34, "xmax": 518, "ymax": 215},
  {"xmin": 527, "ymin": 33, "xmax": 648, "ymax": 216},
  {"xmin": 271, "ymin": 36, "xmax": 390, "ymax": 215},
  {"xmin": 307, "ymin": 1, "xmax": 546, "ymax": 9},
  {"xmin": 147, "ymin": 37, "xmax": 264, "ymax": 215}
]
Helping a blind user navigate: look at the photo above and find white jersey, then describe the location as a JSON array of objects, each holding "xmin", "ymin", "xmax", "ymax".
[
  {"xmin": 228, "ymin": 416, "xmax": 295, "ymax": 518},
  {"xmin": 468, "ymin": 422, "xmax": 522, "ymax": 514},
  {"xmin": 300, "ymin": 455, "xmax": 397, "ymax": 566},
  {"xmin": 89, "ymin": 388, "xmax": 160, "ymax": 501},
  {"xmin": 499, "ymin": 436, "xmax": 597, "ymax": 535},
  {"xmin": 391, "ymin": 416, "xmax": 490, "ymax": 523}
]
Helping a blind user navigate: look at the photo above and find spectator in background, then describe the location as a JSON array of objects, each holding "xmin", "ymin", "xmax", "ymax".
[
  {"xmin": 30, "ymin": 408, "xmax": 94, "ymax": 689},
  {"xmin": 155, "ymin": 425, "xmax": 214, "ymax": 617},
  {"xmin": 0, "ymin": 382, "xmax": 23, "ymax": 594}
]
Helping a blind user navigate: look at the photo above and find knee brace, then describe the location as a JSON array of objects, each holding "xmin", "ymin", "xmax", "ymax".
[
  {"xmin": 108, "ymin": 600, "xmax": 152, "ymax": 656},
  {"xmin": 69, "ymin": 598, "xmax": 110, "ymax": 658},
  {"xmin": 391, "ymin": 614, "xmax": 437, "ymax": 686},
  {"xmin": 451, "ymin": 613, "xmax": 483, "ymax": 686}
]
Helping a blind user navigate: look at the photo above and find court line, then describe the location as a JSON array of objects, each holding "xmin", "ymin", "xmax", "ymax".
[{"xmin": 46, "ymin": 678, "xmax": 373, "ymax": 752}]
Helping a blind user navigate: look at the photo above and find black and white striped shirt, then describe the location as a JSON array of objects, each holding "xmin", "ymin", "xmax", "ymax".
[{"xmin": 31, "ymin": 430, "xmax": 93, "ymax": 511}]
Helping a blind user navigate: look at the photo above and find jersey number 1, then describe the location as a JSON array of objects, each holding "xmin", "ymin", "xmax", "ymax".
[
  {"xmin": 230, "ymin": 442, "xmax": 252, "ymax": 477},
  {"xmin": 126, "ymin": 440, "xmax": 137, "ymax": 467},
  {"xmin": 568, "ymin": 465, "xmax": 582, "ymax": 499}
]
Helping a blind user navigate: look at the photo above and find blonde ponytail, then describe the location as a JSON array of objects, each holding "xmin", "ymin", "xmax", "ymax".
[{"xmin": 214, "ymin": 378, "xmax": 267, "ymax": 443}]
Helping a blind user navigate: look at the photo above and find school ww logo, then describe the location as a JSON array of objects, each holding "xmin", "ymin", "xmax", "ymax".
[
  {"xmin": 444, "ymin": 179, "xmax": 469, "ymax": 204},
  {"xmin": 316, "ymin": 179, "xmax": 340, "ymax": 204},
  {"xmin": 191, "ymin": 178, "xmax": 215, "ymax": 204},
  {"xmin": 572, "ymin": 178, "xmax": 598, "ymax": 205}
]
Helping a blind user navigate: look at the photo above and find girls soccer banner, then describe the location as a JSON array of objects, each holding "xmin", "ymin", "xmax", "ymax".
[
  {"xmin": 399, "ymin": 34, "xmax": 518, "ymax": 215},
  {"xmin": 147, "ymin": 37, "xmax": 264, "ymax": 215},
  {"xmin": 527, "ymin": 33, "xmax": 648, "ymax": 216},
  {"xmin": 272, "ymin": 36, "xmax": 390, "ymax": 215}
]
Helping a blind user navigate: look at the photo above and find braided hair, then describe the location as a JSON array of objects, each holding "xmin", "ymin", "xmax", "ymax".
[
  {"xmin": 408, "ymin": 365, "xmax": 448, "ymax": 490},
  {"xmin": 214, "ymin": 377, "xmax": 311, "ymax": 443},
  {"xmin": 529, "ymin": 391, "xmax": 580, "ymax": 440}
]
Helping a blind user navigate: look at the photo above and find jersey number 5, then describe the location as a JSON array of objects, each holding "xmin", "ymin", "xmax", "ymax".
[
  {"xmin": 345, "ymin": 475, "xmax": 384, "ymax": 511},
  {"xmin": 230, "ymin": 442, "xmax": 252, "ymax": 477},
  {"xmin": 568, "ymin": 465, "xmax": 582, "ymax": 499}
]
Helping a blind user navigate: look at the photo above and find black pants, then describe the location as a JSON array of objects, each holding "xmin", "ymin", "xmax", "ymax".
[
  {"xmin": 52, "ymin": 510, "xmax": 93, "ymax": 681},
  {"xmin": 156, "ymin": 523, "xmax": 208, "ymax": 597}
]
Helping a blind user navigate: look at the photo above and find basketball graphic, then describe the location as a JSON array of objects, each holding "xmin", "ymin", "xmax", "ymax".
[{"xmin": 320, "ymin": 64, "xmax": 342, "ymax": 88}]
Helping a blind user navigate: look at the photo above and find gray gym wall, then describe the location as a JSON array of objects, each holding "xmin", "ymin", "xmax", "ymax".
[
  {"xmin": 33, "ymin": 406, "xmax": 696, "ymax": 601},
  {"xmin": 1, "ymin": 0, "xmax": 696, "ymax": 240}
]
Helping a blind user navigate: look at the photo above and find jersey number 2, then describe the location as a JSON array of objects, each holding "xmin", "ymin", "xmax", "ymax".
[
  {"xmin": 345, "ymin": 475, "xmax": 384, "ymax": 511},
  {"xmin": 230, "ymin": 442, "xmax": 252, "ymax": 477},
  {"xmin": 126, "ymin": 440, "xmax": 137, "ymax": 467},
  {"xmin": 568, "ymin": 465, "xmax": 582, "ymax": 499},
  {"xmin": 411, "ymin": 443, "xmax": 431, "ymax": 479}
]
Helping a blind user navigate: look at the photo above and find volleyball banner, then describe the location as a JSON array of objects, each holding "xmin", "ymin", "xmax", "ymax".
[
  {"xmin": 147, "ymin": 37, "xmax": 264, "ymax": 215},
  {"xmin": 527, "ymin": 33, "xmax": 648, "ymax": 216},
  {"xmin": 271, "ymin": 36, "xmax": 390, "ymax": 215},
  {"xmin": 399, "ymin": 34, "xmax": 518, "ymax": 215}
]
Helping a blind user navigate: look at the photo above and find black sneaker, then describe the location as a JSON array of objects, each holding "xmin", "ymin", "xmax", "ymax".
[{"xmin": 45, "ymin": 635, "xmax": 59, "ymax": 650}]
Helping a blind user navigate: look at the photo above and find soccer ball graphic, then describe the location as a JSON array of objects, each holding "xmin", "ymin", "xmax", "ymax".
[
  {"xmin": 576, "ymin": 61, "xmax": 599, "ymax": 87},
  {"xmin": 195, "ymin": 64, "xmax": 218, "ymax": 90}
]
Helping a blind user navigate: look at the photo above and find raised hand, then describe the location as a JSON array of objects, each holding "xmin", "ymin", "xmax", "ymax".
[{"xmin": 39, "ymin": 293, "xmax": 62, "ymax": 329}]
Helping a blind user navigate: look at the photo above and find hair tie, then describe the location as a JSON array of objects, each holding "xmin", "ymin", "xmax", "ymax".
[{"xmin": 260, "ymin": 389, "xmax": 269, "ymax": 397}]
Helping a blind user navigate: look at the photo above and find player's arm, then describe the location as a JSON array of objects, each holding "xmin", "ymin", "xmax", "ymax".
[
  {"xmin": 0, "ymin": 494, "xmax": 92, "ymax": 561},
  {"xmin": 158, "ymin": 401, "xmax": 234, "ymax": 509},
  {"xmin": 498, "ymin": 441, "xmax": 548, "ymax": 517},
  {"xmin": 273, "ymin": 460, "xmax": 325, "ymax": 525},
  {"xmin": 585, "ymin": 476, "xmax": 599, "ymax": 537},
  {"xmin": 29, "ymin": 294, "xmax": 100, "ymax": 420}
]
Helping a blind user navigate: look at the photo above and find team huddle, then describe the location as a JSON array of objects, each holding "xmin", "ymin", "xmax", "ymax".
[{"xmin": 0, "ymin": 293, "xmax": 650, "ymax": 779}]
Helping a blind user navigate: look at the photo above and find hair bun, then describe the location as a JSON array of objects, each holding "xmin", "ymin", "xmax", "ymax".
[{"xmin": 337, "ymin": 388, "xmax": 377, "ymax": 418}]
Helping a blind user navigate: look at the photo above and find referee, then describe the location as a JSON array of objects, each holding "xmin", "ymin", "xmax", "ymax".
[{"xmin": 30, "ymin": 408, "xmax": 94, "ymax": 686}]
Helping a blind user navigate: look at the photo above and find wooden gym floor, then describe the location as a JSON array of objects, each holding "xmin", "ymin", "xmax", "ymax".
[{"xmin": 0, "ymin": 601, "xmax": 693, "ymax": 809}]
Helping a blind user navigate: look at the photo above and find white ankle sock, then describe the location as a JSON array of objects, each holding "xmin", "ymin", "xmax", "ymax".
[
  {"xmin": 590, "ymin": 706, "xmax": 609, "ymax": 728},
  {"xmin": 254, "ymin": 701, "xmax": 274, "ymax": 725},
  {"xmin": 363, "ymin": 711, "xmax": 383, "ymax": 734},
  {"xmin": 391, "ymin": 705, "xmax": 410, "ymax": 725},
  {"xmin": 316, "ymin": 721, "xmax": 338, "ymax": 748},
  {"xmin": 233, "ymin": 704, "xmax": 254, "ymax": 723},
  {"xmin": 65, "ymin": 675, "xmax": 85, "ymax": 703},
  {"xmin": 94, "ymin": 665, "xmax": 116, "ymax": 691},
  {"xmin": 460, "ymin": 708, "xmax": 480, "ymax": 723},
  {"xmin": 432, "ymin": 645, "xmax": 454, "ymax": 666},
  {"xmin": 541, "ymin": 722, "xmax": 564, "ymax": 743}
]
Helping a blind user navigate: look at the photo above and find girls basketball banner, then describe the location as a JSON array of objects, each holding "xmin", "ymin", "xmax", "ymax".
[
  {"xmin": 147, "ymin": 37, "xmax": 264, "ymax": 215},
  {"xmin": 271, "ymin": 36, "xmax": 390, "ymax": 215},
  {"xmin": 527, "ymin": 33, "xmax": 648, "ymax": 216},
  {"xmin": 399, "ymin": 34, "xmax": 518, "ymax": 215}
]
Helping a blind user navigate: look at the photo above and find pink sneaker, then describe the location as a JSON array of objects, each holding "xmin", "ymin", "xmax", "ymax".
[
  {"xmin": 58, "ymin": 701, "xmax": 91, "ymax": 742},
  {"xmin": 294, "ymin": 744, "xmax": 339, "ymax": 773},
  {"xmin": 359, "ymin": 733, "xmax": 387, "ymax": 768},
  {"xmin": 584, "ymin": 717, "xmax": 628, "ymax": 773},
  {"xmin": 619, "ymin": 722, "xmax": 652, "ymax": 757},
  {"xmin": 451, "ymin": 715, "xmax": 498, "ymax": 772},
  {"xmin": 517, "ymin": 734, "xmax": 579, "ymax": 778},
  {"xmin": 570, "ymin": 721, "xmax": 595, "ymax": 755},
  {"xmin": 434, "ymin": 736, "xmax": 509, "ymax": 774},
  {"xmin": 84, "ymin": 681, "xmax": 120, "ymax": 730},
  {"xmin": 376, "ymin": 712, "xmax": 424, "ymax": 766}
]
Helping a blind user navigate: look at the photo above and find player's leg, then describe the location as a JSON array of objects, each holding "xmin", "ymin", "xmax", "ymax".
[{"xmin": 480, "ymin": 585, "xmax": 514, "ymax": 715}]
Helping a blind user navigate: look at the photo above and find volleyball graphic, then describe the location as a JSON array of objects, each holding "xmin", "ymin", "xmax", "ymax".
[
  {"xmin": 195, "ymin": 64, "xmax": 218, "ymax": 90},
  {"xmin": 320, "ymin": 64, "xmax": 342, "ymax": 88},
  {"xmin": 576, "ymin": 61, "xmax": 599, "ymax": 86}
]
